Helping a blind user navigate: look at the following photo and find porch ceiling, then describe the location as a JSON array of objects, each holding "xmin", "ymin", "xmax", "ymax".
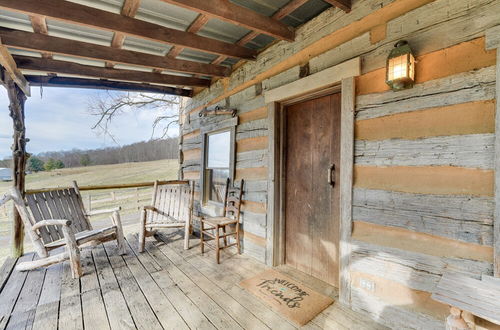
[{"xmin": 0, "ymin": 0, "xmax": 345, "ymax": 96}]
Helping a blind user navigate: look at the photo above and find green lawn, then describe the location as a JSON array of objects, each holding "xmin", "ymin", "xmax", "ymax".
[{"xmin": 0, "ymin": 159, "xmax": 179, "ymax": 265}]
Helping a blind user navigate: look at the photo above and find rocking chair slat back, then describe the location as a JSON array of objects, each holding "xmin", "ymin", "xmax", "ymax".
[
  {"xmin": 151, "ymin": 182, "xmax": 192, "ymax": 223},
  {"xmin": 26, "ymin": 188, "xmax": 91, "ymax": 244},
  {"xmin": 223, "ymin": 180, "xmax": 244, "ymax": 221}
]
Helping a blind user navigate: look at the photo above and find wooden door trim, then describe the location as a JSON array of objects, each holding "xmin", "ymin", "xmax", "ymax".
[{"xmin": 266, "ymin": 77, "xmax": 356, "ymax": 306}]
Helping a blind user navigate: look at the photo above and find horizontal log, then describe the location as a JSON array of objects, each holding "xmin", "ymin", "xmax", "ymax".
[
  {"xmin": 355, "ymin": 134, "xmax": 494, "ymax": 169},
  {"xmin": 26, "ymin": 76, "xmax": 193, "ymax": 96},
  {"xmin": 26, "ymin": 180, "xmax": 189, "ymax": 194},
  {"xmin": 0, "ymin": 28, "xmax": 230, "ymax": 77},
  {"xmin": 236, "ymin": 119, "xmax": 268, "ymax": 141},
  {"xmin": 353, "ymin": 188, "xmax": 493, "ymax": 245},
  {"xmin": 356, "ymin": 66, "xmax": 496, "ymax": 120},
  {"xmin": 355, "ymin": 100, "xmax": 495, "ymax": 141},
  {"xmin": 354, "ymin": 165, "xmax": 494, "ymax": 196},
  {"xmin": 238, "ymin": 106, "xmax": 268, "ymax": 124},
  {"xmin": 351, "ymin": 240, "xmax": 493, "ymax": 293},
  {"xmin": 0, "ymin": 0, "xmax": 257, "ymax": 60},
  {"xmin": 15, "ymin": 55, "xmax": 211, "ymax": 87},
  {"xmin": 352, "ymin": 221, "xmax": 493, "ymax": 262},
  {"xmin": 160, "ymin": 0, "xmax": 294, "ymax": 41},
  {"xmin": 182, "ymin": 148, "xmax": 201, "ymax": 162}
]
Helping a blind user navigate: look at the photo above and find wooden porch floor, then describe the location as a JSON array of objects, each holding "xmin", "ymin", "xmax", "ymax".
[{"xmin": 0, "ymin": 230, "xmax": 387, "ymax": 330}]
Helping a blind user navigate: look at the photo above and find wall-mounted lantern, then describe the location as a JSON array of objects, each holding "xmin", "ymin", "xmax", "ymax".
[{"xmin": 386, "ymin": 40, "xmax": 415, "ymax": 91}]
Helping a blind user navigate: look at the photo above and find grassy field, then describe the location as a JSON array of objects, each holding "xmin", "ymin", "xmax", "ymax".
[{"xmin": 0, "ymin": 159, "xmax": 179, "ymax": 264}]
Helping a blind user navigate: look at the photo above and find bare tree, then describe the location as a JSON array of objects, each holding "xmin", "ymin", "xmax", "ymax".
[{"xmin": 88, "ymin": 91, "xmax": 180, "ymax": 142}]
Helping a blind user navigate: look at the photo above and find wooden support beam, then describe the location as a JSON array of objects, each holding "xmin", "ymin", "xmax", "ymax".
[
  {"xmin": 167, "ymin": 14, "xmax": 209, "ymax": 59},
  {"xmin": 14, "ymin": 55, "xmax": 211, "ymax": 87},
  {"xmin": 29, "ymin": 15, "xmax": 52, "ymax": 59},
  {"xmin": 0, "ymin": 0, "xmax": 257, "ymax": 60},
  {"xmin": 160, "ymin": 0, "xmax": 294, "ymax": 41},
  {"xmin": 0, "ymin": 28, "xmax": 230, "ymax": 77},
  {"xmin": 323, "ymin": 0, "xmax": 351, "ymax": 13},
  {"xmin": 0, "ymin": 40, "xmax": 30, "ymax": 96},
  {"xmin": 107, "ymin": 0, "xmax": 141, "ymax": 68},
  {"xmin": 4, "ymin": 73, "xmax": 27, "ymax": 258},
  {"xmin": 210, "ymin": 0, "xmax": 308, "ymax": 67},
  {"xmin": 25, "ymin": 75, "xmax": 193, "ymax": 96}
]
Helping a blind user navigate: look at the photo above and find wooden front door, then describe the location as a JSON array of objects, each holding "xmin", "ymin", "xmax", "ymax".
[{"xmin": 284, "ymin": 92, "xmax": 341, "ymax": 287}]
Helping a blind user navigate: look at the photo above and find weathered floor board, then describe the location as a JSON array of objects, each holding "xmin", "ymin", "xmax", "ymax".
[{"xmin": 0, "ymin": 231, "xmax": 387, "ymax": 330}]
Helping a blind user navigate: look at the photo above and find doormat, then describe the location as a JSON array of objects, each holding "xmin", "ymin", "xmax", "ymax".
[{"xmin": 240, "ymin": 269, "xmax": 334, "ymax": 326}]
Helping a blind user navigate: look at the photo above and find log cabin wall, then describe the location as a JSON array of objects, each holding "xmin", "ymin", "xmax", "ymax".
[{"xmin": 179, "ymin": 0, "xmax": 500, "ymax": 328}]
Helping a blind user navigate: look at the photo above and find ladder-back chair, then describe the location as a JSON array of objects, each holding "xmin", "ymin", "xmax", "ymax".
[
  {"xmin": 0, "ymin": 181, "xmax": 126, "ymax": 278},
  {"xmin": 200, "ymin": 179, "xmax": 244, "ymax": 264},
  {"xmin": 138, "ymin": 180, "xmax": 194, "ymax": 252}
]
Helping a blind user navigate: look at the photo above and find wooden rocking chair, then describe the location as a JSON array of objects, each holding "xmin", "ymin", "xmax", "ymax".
[
  {"xmin": 138, "ymin": 180, "xmax": 194, "ymax": 253},
  {"xmin": 0, "ymin": 181, "xmax": 126, "ymax": 278},
  {"xmin": 200, "ymin": 179, "xmax": 244, "ymax": 264}
]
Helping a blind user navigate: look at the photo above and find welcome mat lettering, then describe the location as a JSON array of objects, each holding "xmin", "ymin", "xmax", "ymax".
[{"xmin": 240, "ymin": 269, "xmax": 334, "ymax": 326}]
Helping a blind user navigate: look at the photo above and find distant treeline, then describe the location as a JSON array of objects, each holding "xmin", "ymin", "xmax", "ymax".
[{"xmin": 0, "ymin": 138, "xmax": 179, "ymax": 170}]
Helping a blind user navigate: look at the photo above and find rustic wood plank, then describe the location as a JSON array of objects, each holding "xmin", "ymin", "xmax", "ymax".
[
  {"xmin": 0, "ymin": 40, "xmax": 30, "ymax": 96},
  {"xmin": 0, "ymin": 258, "xmax": 16, "ymax": 293},
  {"xmin": 485, "ymin": 25, "xmax": 500, "ymax": 50},
  {"xmin": 15, "ymin": 55, "xmax": 211, "ymax": 87},
  {"xmin": 0, "ymin": 28, "xmax": 229, "ymax": 77},
  {"xmin": 92, "ymin": 245, "xmax": 136, "ymax": 329},
  {"xmin": 128, "ymin": 237, "xmax": 237, "ymax": 329},
  {"xmin": 101, "ymin": 243, "xmax": 163, "ymax": 330},
  {"xmin": 32, "ymin": 263, "xmax": 63, "ymax": 330},
  {"xmin": 495, "ymin": 46, "xmax": 500, "ymax": 277},
  {"xmin": 353, "ymin": 188, "xmax": 494, "ymax": 246},
  {"xmin": 167, "ymin": 14, "xmax": 210, "ymax": 59},
  {"xmin": 118, "ymin": 240, "xmax": 188, "ymax": 329},
  {"xmin": 0, "ymin": 254, "xmax": 34, "ymax": 328},
  {"xmin": 5, "ymin": 266, "xmax": 46, "ymax": 330},
  {"xmin": 323, "ymin": 0, "xmax": 351, "ymax": 12},
  {"xmin": 355, "ymin": 134, "xmax": 494, "ymax": 169},
  {"xmin": 79, "ymin": 249, "xmax": 111, "ymax": 330},
  {"xmin": 339, "ymin": 77, "xmax": 355, "ymax": 306},
  {"xmin": 58, "ymin": 261, "xmax": 83, "ymax": 330},
  {"xmin": 26, "ymin": 76, "xmax": 193, "ymax": 96},
  {"xmin": 0, "ymin": 0, "xmax": 257, "ymax": 60},
  {"xmin": 160, "ymin": 0, "xmax": 294, "ymax": 41}
]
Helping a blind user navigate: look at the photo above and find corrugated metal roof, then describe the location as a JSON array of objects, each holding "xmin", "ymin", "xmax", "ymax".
[{"xmin": 0, "ymin": 0, "xmax": 337, "ymax": 91}]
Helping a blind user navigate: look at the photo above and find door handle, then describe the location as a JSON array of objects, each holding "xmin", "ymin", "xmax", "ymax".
[{"xmin": 328, "ymin": 164, "xmax": 335, "ymax": 187}]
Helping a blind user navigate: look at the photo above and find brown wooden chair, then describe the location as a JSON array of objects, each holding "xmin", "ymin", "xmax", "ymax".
[
  {"xmin": 0, "ymin": 181, "xmax": 126, "ymax": 278},
  {"xmin": 200, "ymin": 179, "xmax": 244, "ymax": 264},
  {"xmin": 138, "ymin": 180, "xmax": 194, "ymax": 253}
]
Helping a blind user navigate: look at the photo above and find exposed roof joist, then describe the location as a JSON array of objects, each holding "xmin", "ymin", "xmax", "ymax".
[
  {"xmin": 323, "ymin": 0, "xmax": 351, "ymax": 13},
  {"xmin": 0, "ymin": 28, "xmax": 231, "ymax": 77},
  {"xmin": 0, "ymin": 0, "xmax": 258, "ymax": 60},
  {"xmin": 160, "ymin": 0, "xmax": 295, "ymax": 41},
  {"xmin": 26, "ymin": 75, "xmax": 192, "ymax": 96},
  {"xmin": 14, "ymin": 55, "xmax": 211, "ymax": 87}
]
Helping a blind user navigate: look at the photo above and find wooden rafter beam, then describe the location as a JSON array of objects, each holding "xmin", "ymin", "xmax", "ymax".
[
  {"xmin": 25, "ymin": 75, "xmax": 193, "ymax": 96},
  {"xmin": 160, "ymin": 0, "xmax": 294, "ymax": 41},
  {"xmin": 211, "ymin": 0, "xmax": 309, "ymax": 67},
  {"xmin": 29, "ymin": 15, "xmax": 52, "ymax": 59},
  {"xmin": 14, "ymin": 55, "xmax": 211, "ymax": 87},
  {"xmin": 323, "ymin": 0, "xmax": 351, "ymax": 13},
  {"xmin": 167, "ymin": 14, "xmax": 209, "ymax": 59},
  {"xmin": 0, "ymin": 0, "xmax": 257, "ymax": 60},
  {"xmin": 0, "ymin": 28, "xmax": 230, "ymax": 77},
  {"xmin": 108, "ymin": 0, "xmax": 141, "ymax": 68},
  {"xmin": 0, "ymin": 41, "xmax": 30, "ymax": 95}
]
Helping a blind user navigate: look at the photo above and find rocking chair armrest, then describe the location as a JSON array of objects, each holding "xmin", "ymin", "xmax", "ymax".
[
  {"xmin": 143, "ymin": 205, "xmax": 157, "ymax": 212},
  {"xmin": 0, "ymin": 193, "xmax": 12, "ymax": 207},
  {"xmin": 32, "ymin": 219, "xmax": 72, "ymax": 231},
  {"xmin": 87, "ymin": 207, "xmax": 121, "ymax": 217}
]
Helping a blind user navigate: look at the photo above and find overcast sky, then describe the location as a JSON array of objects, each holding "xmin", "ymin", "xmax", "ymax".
[{"xmin": 0, "ymin": 87, "xmax": 179, "ymax": 159}]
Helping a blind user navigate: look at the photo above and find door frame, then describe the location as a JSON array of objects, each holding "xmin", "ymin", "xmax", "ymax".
[{"xmin": 264, "ymin": 58, "xmax": 359, "ymax": 306}]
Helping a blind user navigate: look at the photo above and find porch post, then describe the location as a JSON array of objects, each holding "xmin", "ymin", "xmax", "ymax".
[{"xmin": 6, "ymin": 75, "xmax": 27, "ymax": 258}]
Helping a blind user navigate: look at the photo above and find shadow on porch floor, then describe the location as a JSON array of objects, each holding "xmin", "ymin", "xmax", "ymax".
[{"xmin": 0, "ymin": 229, "xmax": 388, "ymax": 329}]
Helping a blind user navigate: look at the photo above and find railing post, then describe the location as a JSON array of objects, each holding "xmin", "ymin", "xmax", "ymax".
[{"xmin": 6, "ymin": 75, "xmax": 27, "ymax": 258}]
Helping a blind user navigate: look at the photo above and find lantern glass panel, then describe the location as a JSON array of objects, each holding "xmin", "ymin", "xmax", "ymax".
[{"xmin": 388, "ymin": 54, "xmax": 408, "ymax": 81}]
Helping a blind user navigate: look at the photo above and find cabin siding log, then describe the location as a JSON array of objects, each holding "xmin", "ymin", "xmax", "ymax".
[{"xmin": 355, "ymin": 134, "xmax": 495, "ymax": 169}]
